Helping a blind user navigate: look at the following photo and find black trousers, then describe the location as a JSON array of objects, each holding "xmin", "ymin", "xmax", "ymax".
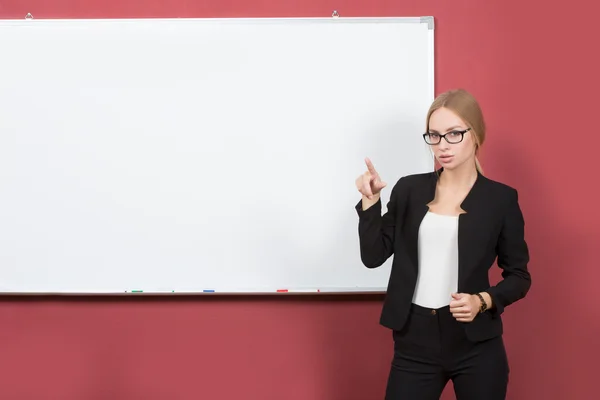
[{"xmin": 385, "ymin": 303, "xmax": 509, "ymax": 400}]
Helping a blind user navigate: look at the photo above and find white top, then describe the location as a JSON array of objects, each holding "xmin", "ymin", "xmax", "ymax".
[{"xmin": 412, "ymin": 211, "xmax": 459, "ymax": 308}]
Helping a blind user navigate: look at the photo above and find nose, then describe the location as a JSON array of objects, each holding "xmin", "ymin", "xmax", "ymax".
[{"xmin": 437, "ymin": 138, "xmax": 450, "ymax": 151}]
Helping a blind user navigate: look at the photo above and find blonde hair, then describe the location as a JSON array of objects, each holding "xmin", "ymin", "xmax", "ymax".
[{"xmin": 426, "ymin": 89, "xmax": 486, "ymax": 174}]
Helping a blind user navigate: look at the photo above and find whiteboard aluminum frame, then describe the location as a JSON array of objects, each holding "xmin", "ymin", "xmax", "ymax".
[{"xmin": 0, "ymin": 16, "xmax": 435, "ymax": 296}]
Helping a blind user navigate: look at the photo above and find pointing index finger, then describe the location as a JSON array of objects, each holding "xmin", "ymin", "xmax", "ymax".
[{"xmin": 365, "ymin": 157, "xmax": 378, "ymax": 175}]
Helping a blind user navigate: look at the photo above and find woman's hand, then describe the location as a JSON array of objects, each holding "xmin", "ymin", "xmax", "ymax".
[
  {"xmin": 355, "ymin": 157, "xmax": 387, "ymax": 200},
  {"xmin": 449, "ymin": 293, "xmax": 480, "ymax": 322}
]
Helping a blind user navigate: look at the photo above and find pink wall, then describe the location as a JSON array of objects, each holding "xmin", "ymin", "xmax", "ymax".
[{"xmin": 1, "ymin": 1, "xmax": 597, "ymax": 399}]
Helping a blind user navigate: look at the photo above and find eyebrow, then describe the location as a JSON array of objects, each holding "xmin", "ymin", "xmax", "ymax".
[{"xmin": 428, "ymin": 125, "xmax": 464, "ymax": 133}]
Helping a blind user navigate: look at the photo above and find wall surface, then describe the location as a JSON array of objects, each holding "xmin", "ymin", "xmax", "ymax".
[{"xmin": 1, "ymin": 1, "xmax": 597, "ymax": 399}]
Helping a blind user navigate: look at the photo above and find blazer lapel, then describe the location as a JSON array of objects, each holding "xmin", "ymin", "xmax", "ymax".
[
  {"xmin": 405, "ymin": 171, "xmax": 438, "ymax": 274},
  {"xmin": 457, "ymin": 171, "xmax": 485, "ymax": 291}
]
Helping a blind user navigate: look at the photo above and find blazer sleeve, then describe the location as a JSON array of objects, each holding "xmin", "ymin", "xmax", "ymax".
[
  {"xmin": 487, "ymin": 188, "xmax": 531, "ymax": 316},
  {"xmin": 355, "ymin": 177, "xmax": 408, "ymax": 269}
]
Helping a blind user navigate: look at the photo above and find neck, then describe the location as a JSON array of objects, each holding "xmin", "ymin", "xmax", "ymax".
[{"xmin": 439, "ymin": 161, "xmax": 478, "ymax": 188}]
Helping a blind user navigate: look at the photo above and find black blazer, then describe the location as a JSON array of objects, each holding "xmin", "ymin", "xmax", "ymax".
[{"xmin": 355, "ymin": 169, "xmax": 531, "ymax": 342}]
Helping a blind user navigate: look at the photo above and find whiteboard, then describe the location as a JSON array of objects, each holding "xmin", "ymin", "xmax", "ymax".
[{"xmin": 0, "ymin": 17, "xmax": 434, "ymax": 294}]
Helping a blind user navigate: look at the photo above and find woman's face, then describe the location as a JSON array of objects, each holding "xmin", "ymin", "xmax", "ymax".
[{"xmin": 426, "ymin": 107, "xmax": 476, "ymax": 171}]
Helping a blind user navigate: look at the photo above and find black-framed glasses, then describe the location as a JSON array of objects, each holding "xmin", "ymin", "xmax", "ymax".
[{"xmin": 423, "ymin": 128, "xmax": 471, "ymax": 145}]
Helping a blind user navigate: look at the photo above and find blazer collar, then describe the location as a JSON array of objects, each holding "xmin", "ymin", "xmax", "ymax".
[{"xmin": 426, "ymin": 167, "xmax": 485, "ymax": 213}]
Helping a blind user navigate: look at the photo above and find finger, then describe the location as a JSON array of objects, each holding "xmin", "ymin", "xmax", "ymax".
[
  {"xmin": 455, "ymin": 317, "xmax": 473, "ymax": 322},
  {"xmin": 375, "ymin": 180, "xmax": 387, "ymax": 190},
  {"xmin": 451, "ymin": 292, "xmax": 467, "ymax": 300},
  {"xmin": 452, "ymin": 310, "xmax": 473, "ymax": 317},
  {"xmin": 356, "ymin": 176, "xmax": 364, "ymax": 192},
  {"xmin": 365, "ymin": 157, "xmax": 378, "ymax": 175},
  {"xmin": 452, "ymin": 311, "xmax": 471, "ymax": 318},
  {"xmin": 452, "ymin": 313, "xmax": 471, "ymax": 319},
  {"xmin": 451, "ymin": 311, "xmax": 472, "ymax": 317},
  {"xmin": 456, "ymin": 297, "xmax": 469, "ymax": 306},
  {"xmin": 449, "ymin": 301, "xmax": 467, "ymax": 309},
  {"xmin": 362, "ymin": 174, "xmax": 373, "ymax": 197},
  {"xmin": 363, "ymin": 174, "xmax": 373, "ymax": 195}
]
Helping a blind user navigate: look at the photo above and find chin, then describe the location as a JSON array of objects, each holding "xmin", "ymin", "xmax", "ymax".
[{"xmin": 437, "ymin": 159, "xmax": 457, "ymax": 170}]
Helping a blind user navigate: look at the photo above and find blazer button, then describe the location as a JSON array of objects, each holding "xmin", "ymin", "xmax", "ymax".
[{"xmin": 431, "ymin": 309, "xmax": 437, "ymax": 315}]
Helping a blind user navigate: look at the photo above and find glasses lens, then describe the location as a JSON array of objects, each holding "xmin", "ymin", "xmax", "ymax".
[
  {"xmin": 424, "ymin": 134, "xmax": 439, "ymax": 144},
  {"xmin": 445, "ymin": 132, "xmax": 464, "ymax": 143}
]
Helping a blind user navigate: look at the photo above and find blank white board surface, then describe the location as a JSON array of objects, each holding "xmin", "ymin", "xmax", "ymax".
[{"xmin": 0, "ymin": 17, "xmax": 434, "ymax": 294}]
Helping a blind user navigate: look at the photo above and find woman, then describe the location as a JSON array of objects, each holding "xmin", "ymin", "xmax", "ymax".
[{"xmin": 355, "ymin": 89, "xmax": 531, "ymax": 400}]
